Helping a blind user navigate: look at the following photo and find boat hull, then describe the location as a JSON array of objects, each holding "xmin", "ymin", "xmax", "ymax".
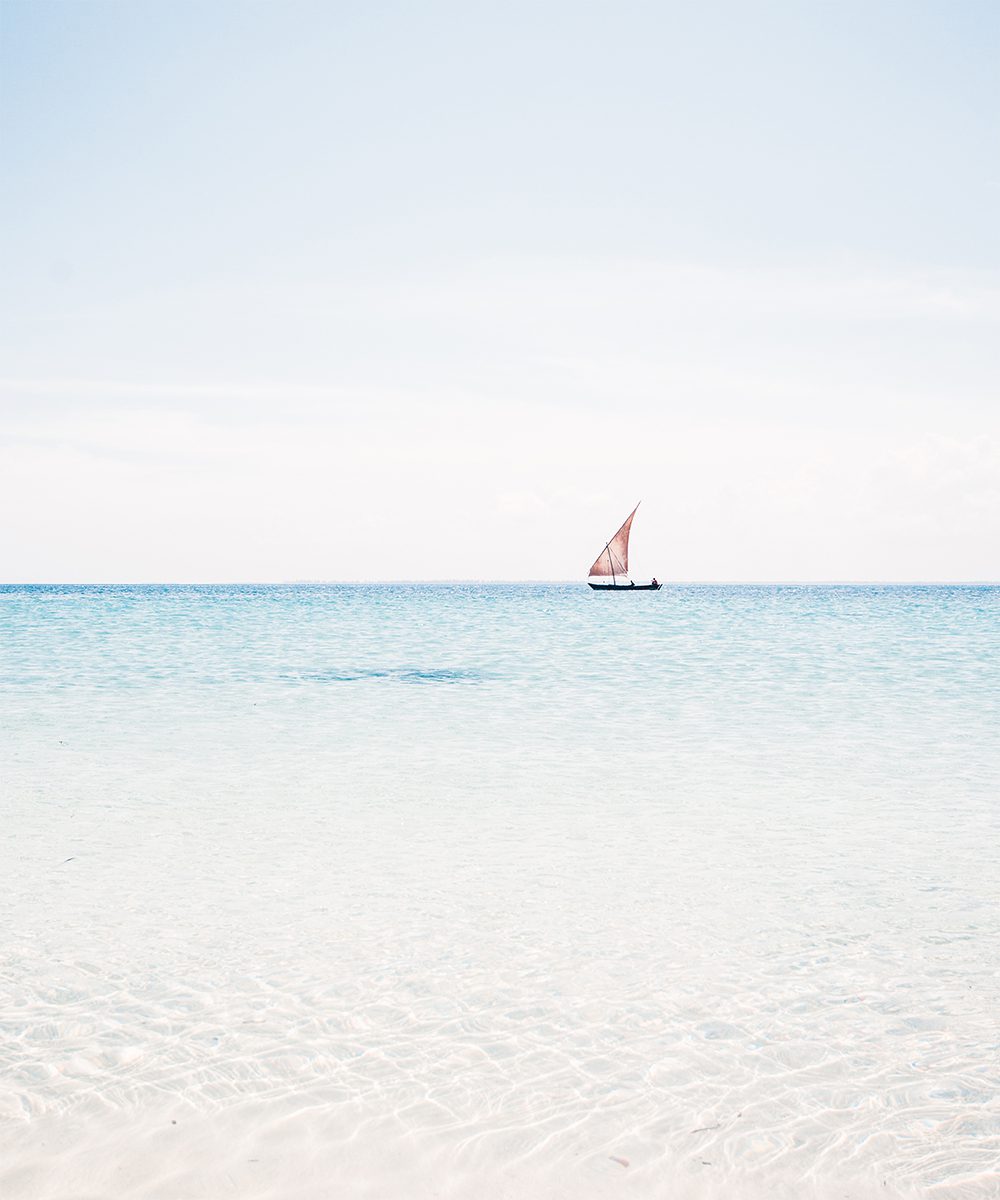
[{"xmin": 588, "ymin": 582, "xmax": 662, "ymax": 591}]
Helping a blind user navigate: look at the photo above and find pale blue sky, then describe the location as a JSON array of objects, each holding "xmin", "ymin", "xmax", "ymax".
[{"xmin": 1, "ymin": 1, "xmax": 997, "ymax": 580}]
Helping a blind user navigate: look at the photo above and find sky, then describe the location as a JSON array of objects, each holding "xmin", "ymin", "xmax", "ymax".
[{"xmin": 1, "ymin": 0, "xmax": 997, "ymax": 582}]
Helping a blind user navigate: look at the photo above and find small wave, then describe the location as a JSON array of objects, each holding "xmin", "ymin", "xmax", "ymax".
[
  {"xmin": 279, "ymin": 667, "xmax": 482, "ymax": 686},
  {"xmin": 397, "ymin": 669, "xmax": 480, "ymax": 685}
]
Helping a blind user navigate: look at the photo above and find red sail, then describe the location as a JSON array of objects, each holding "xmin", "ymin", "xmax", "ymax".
[{"xmin": 589, "ymin": 504, "xmax": 639, "ymax": 577}]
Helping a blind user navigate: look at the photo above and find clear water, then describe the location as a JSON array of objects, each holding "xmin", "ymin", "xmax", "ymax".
[{"xmin": 2, "ymin": 585, "xmax": 998, "ymax": 1199}]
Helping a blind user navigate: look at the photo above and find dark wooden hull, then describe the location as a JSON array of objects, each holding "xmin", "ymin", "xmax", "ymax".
[{"xmin": 588, "ymin": 582, "xmax": 662, "ymax": 591}]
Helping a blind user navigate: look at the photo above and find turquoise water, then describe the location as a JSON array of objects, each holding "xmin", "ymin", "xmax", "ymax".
[{"xmin": 2, "ymin": 585, "xmax": 999, "ymax": 1198}]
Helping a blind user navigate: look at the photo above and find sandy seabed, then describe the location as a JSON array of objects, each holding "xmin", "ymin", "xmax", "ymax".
[{"xmin": 4, "ymin": 765, "xmax": 996, "ymax": 1200}]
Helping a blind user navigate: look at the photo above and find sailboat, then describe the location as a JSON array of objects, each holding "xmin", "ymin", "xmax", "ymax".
[{"xmin": 588, "ymin": 503, "xmax": 661, "ymax": 591}]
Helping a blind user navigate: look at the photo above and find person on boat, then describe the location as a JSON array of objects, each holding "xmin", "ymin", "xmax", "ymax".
[{"xmin": 651, "ymin": 577, "xmax": 658, "ymax": 587}]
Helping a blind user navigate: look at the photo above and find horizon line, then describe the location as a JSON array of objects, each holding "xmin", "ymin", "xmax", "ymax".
[{"xmin": 2, "ymin": 579, "xmax": 998, "ymax": 588}]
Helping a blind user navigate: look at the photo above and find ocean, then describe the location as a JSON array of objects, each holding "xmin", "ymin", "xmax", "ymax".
[{"xmin": 2, "ymin": 584, "xmax": 998, "ymax": 1199}]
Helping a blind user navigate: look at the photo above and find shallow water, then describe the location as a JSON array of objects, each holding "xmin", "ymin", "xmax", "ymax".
[{"xmin": 2, "ymin": 584, "xmax": 998, "ymax": 1198}]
